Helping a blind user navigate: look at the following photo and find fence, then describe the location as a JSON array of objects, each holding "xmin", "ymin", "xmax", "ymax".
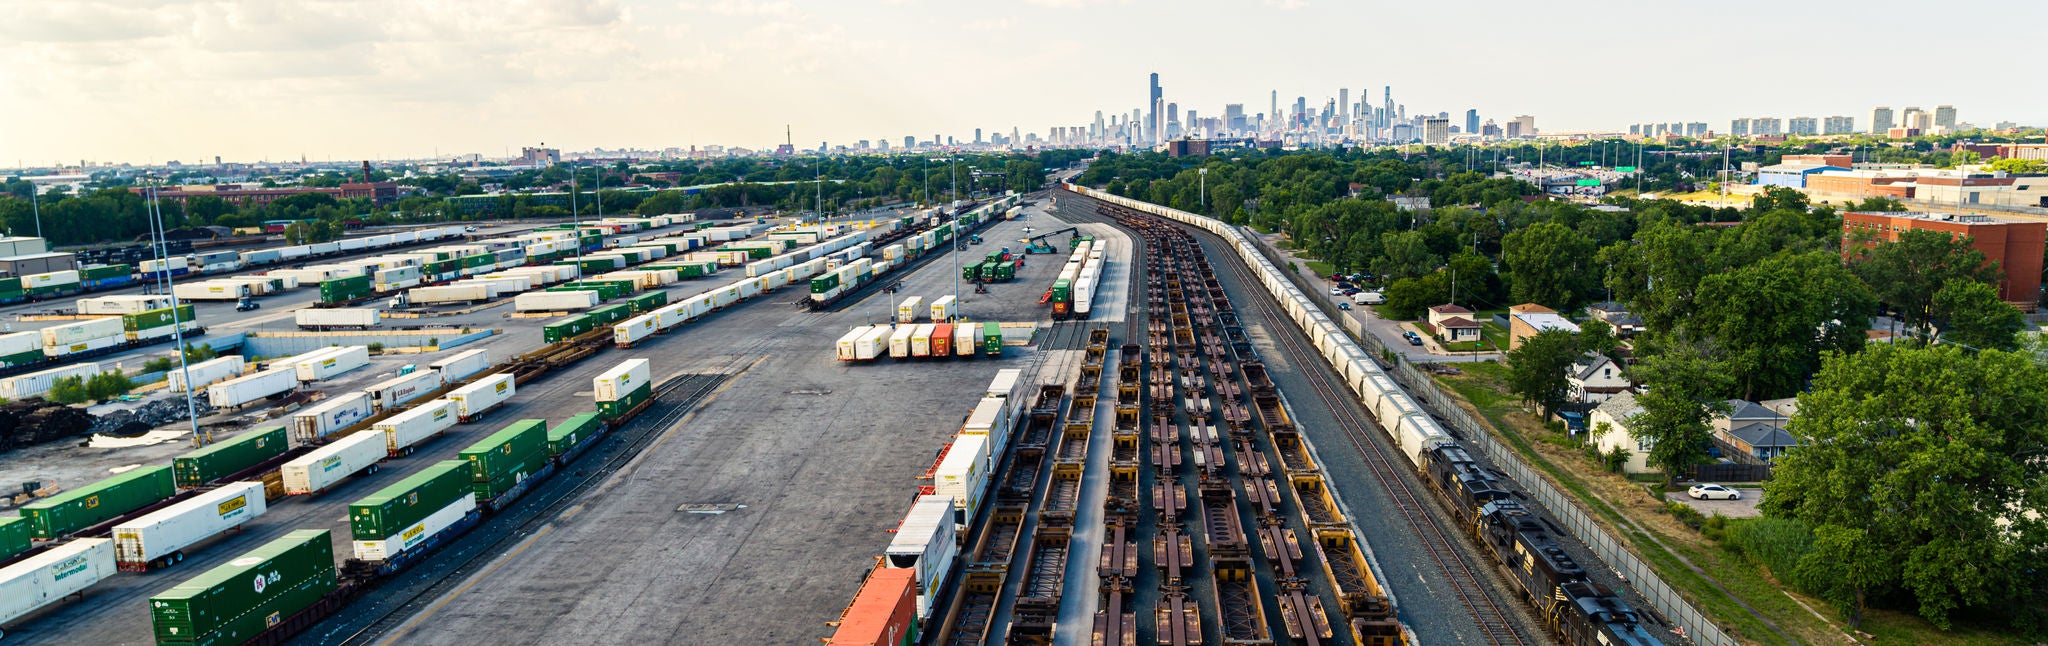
[
  {"xmin": 1693, "ymin": 462, "xmax": 1774, "ymax": 483},
  {"xmin": 1244, "ymin": 234, "xmax": 1736, "ymax": 646}
]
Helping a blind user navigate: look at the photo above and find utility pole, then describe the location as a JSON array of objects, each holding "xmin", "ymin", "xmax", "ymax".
[
  {"xmin": 144, "ymin": 178, "xmax": 203, "ymax": 447},
  {"xmin": 28, "ymin": 183, "xmax": 41, "ymax": 239}
]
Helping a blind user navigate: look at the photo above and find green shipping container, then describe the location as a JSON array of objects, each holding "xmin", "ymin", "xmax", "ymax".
[
  {"xmin": 123, "ymin": 304, "xmax": 198, "ymax": 331},
  {"xmin": 628, "ymin": 291, "xmax": 667, "ymax": 314},
  {"xmin": 318, "ymin": 275, "xmax": 373, "ymax": 304},
  {"xmin": 587, "ymin": 304, "xmax": 632, "ymax": 325},
  {"xmin": 810, "ymin": 274, "xmax": 840, "ymax": 294},
  {"xmin": 0, "ymin": 277, "xmax": 18, "ymax": 292},
  {"xmin": 992, "ymin": 262, "xmax": 1015, "ymax": 281},
  {"xmin": 0, "ymin": 516, "xmax": 30, "ymax": 561},
  {"xmin": 82, "ymin": 264, "xmax": 131, "ymax": 281},
  {"xmin": 548, "ymin": 282, "xmax": 619, "ymax": 301},
  {"xmin": 460, "ymin": 253, "xmax": 496, "ymax": 269},
  {"xmin": 542, "ymin": 315, "xmax": 595, "ymax": 343},
  {"xmin": 173, "ymin": 426, "xmax": 290, "ymax": 488},
  {"xmin": 149, "ymin": 529, "xmax": 336, "ymax": 646},
  {"xmin": 460, "ymin": 420, "xmax": 547, "ymax": 483},
  {"xmin": 962, "ymin": 263, "xmax": 981, "ymax": 280},
  {"xmin": 597, "ymin": 382, "xmax": 653, "ymax": 420},
  {"xmin": 677, "ymin": 262, "xmax": 715, "ymax": 278},
  {"xmin": 982, "ymin": 322, "xmax": 1002, "ymax": 356},
  {"xmin": 0, "ymin": 289, "xmax": 23, "ymax": 303},
  {"xmin": 348, "ymin": 460, "xmax": 470, "ymax": 541},
  {"xmin": 20, "ymin": 465, "xmax": 176, "ymax": 539},
  {"xmin": 547, "ymin": 413, "xmax": 603, "ymax": 456},
  {"xmin": 27, "ymin": 280, "xmax": 79, "ymax": 296},
  {"xmin": 425, "ymin": 259, "xmax": 460, "ymax": 275},
  {"xmin": 0, "ymin": 349, "xmax": 45, "ymax": 367}
]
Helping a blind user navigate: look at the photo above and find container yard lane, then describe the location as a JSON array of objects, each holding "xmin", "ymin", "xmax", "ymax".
[{"xmin": 364, "ymin": 202, "xmax": 1073, "ymax": 644}]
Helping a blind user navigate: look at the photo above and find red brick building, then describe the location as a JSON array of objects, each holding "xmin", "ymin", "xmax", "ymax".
[{"xmin": 1843, "ymin": 211, "xmax": 2046, "ymax": 308}]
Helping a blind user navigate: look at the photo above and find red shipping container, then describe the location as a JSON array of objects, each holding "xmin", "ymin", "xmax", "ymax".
[
  {"xmin": 829, "ymin": 567, "xmax": 917, "ymax": 646},
  {"xmin": 931, "ymin": 323, "xmax": 953, "ymax": 357}
]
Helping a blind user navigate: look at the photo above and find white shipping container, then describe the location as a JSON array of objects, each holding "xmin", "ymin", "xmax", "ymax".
[
  {"xmin": 961, "ymin": 396, "xmax": 1014, "ymax": 461},
  {"xmin": 40, "ymin": 317, "xmax": 124, "ymax": 347},
  {"xmin": 296, "ymin": 309, "xmax": 380, "ymax": 328},
  {"xmin": 172, "ymin": 281, "xmax": 247, "ymax": 301},
  {"xmin": 515, "ymin": 291, "xmax": 598, "ymax": 312},
  {"xmin": 933, "ymin": 434, "xmax": 989, "ymax": 521},
  {"xmin": 929, "ymin": 295, "xmax": 957, "ymax": 322},
  {"xmin": 592, "ymin": 358, "xmax": 650, "ymax": 402},
  {"xmin": 986, "ymin": 369, "xmax": 1022, "ymax": 401},
  {"xmin": 111, "ymin": 482, "xmax": 267, "ymax": 570},
  {"xmin": 295, "ymin": 345, "xmax": 369, "ymax": 382},
  {"xmin": 0, "ymin": 362, "xmax": 102, "ymax": 400},
  {"xmin": 911, "ymin": 323, "xmax": 936, "ymax": 357},
  {"xmin": 353, "ymin": 493, "xmax": 476, "ymax": 561},
  {"xmin": 292, "ymin": 392, "xmax": 375, "ymax": 444},
  {"xmin": 835, "ymin": 326, "xmax": 872, "ymax": 361},
  {"xmin": 282, "ymin": 431, "xmax": 387, "ymax": 495},
  {"xmin": 428, "ymin": 348, "xmax": 490, "ymax": 382},
  {"xmin": 448, "ymin": 373, "xmax": 515, "ymax": 422},
  {"xmin": 408, "ymin": 284, "xmax": 493, "ymax": 304},
  {"xmin": 168, "ymin": 356, "xmax": 245, "ymax": 393},
  {"xmin": 24, "ymin": 270, "xmax": 80, "ymax": 288},
  {"xmin": 889, "ymin": 325, "xmax": 916, "ymax": 359},
  {"xmin": 896, "ymin": 296, "xmax": 923, "ymax": 324},
  {"xmin": 0, "ymin": 538, "xmax": 117, "ymax": 627},
  {"xmin": 77, "ymin": 294, "xmax": 173, "ymax": 315},
  {"xmin": 954, "ymin": 324, "xmax": 976, "ymax": 357},
  {"xmin": 207, "ymin": 368, "xmax": 297, "ymax": 408},
  {"xmin": 376, "ymin": 398, "xmax": 458, "ymax": 454},
  {"xmin": 374, "ymin": 266, "xmax": 422, "ymax": 291},
  {"xmin": 613, "ymin": 315, "xmax": 657, "ymax": 346},
  {"xmin": 0, "ymin": 330, "xmax": 39, "ymax": 357},
  {"xmin": 884, "ymin": 495, "xmax": 958, "ymax": 621},
  {"xmin": 854, "ymin": 326, "xmax": 891, "ymax": 360},
  {"xmin": 364, "ymin": 369, "xmax": 441, "ymax": 411},
  {"xmin": 43, "ymin": 334, "xmax": 120, "ymax": 358}
]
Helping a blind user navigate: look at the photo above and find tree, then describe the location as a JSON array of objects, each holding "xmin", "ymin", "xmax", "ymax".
[
  {"xmin": 1600, "ymin": 223, "xmax": 1717, "ymax": 333},
  {"xmin": 1627, "ymin": 340, "xmax": 1732, "ymax": 486},
  {"xmin": 1578, "ymin": 318, "xmax": 1619, "ymax": 362},
  {"xmin": 1930, "ymin": 279, "xmax": 2026, "ymax": 350},
  {"xmin": 1505, "ymin": 329, "xmax": 1580, "ymax": 420},
  {"xmin": 1687, "ymin": 251, "xmax": 1874, "ymax": 400},
  {"xmin": 47, "ymin": 376, "xmax": 89, "ymax": 404},
  {"xmin": 1371, "ymin": 230, "xmax": 1439, "ymax": 283},
  {"xmin": 1849, "ymin": 228, "xmax": 2001, "ymax": 332},
  {"xmin": 1381, "ymin": 271, "xmax": 1451, "ymax": 320},
  {"xmin": 1763, "ymin": 344, "xmax": 2048, "ymax": 630},
  {"xmin": 1502, "ymin": 221, "xmax": 1597, "ymax": 309},
  {"xmin": 1985, "ymin": 157, "xmax": 2048, "ymax": 175}
]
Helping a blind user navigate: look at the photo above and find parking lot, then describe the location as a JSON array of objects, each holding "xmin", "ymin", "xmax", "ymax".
[{"xmin": 1665, "ymin": 489, "xmax": 1764, "ymax": 518}]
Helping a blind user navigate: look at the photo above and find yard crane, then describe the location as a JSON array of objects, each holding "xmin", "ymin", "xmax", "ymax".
[{"xmin": 1021, "ymin": 227, "xmax": 1078, "ymax": 254}]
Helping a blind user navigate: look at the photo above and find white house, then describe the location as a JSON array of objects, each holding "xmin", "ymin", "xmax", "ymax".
[
  {"xmin": 1566, "ymin": 353, "xmax": 1630, "ymax": 403},
  {"xmin": 1589, "ymin": 392, "xmax": 1654, "ymax": 474}
]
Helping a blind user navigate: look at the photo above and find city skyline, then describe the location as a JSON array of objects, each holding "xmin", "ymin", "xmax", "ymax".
[{"xmin": 3, "ymin": 0, "xmax": 2043, "ymax": 164}]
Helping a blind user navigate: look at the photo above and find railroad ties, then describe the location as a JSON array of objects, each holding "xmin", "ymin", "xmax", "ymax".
[{"xmin": 936, "ymin": 382, "xmax": 1064, "ymax": 646}]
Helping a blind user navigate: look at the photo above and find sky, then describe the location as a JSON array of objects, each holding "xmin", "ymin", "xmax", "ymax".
[{"xmin": 1, "ymin": 0, "xmax": 2040, "ymax": 166}]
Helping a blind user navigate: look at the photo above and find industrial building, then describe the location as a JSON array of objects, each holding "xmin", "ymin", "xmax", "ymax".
[{"xmin": 1842, "ymin": 211, "xmax": 2047, "ymax": 307}]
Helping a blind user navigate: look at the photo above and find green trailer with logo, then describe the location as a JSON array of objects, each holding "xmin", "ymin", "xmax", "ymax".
[
  {"xmin": 172, "ymin": 426, "xmax": 291, "ymax": 488},
  {"xmin": 542, "ymin": 315, "xmax": 596, "ymax": 343},
  {"xmin": 0, "ymin": 277, "xmax": 23, "ymax": 303},
  {"xmin": 587, "ymin": 303, "xmax": 633, "ymax": 326},
  {"xmin": 148, "ymin": 529, "xmax": 337, "ymax": 646},
  {"xmin": 810, "ymin": 274, "xmax": 841, "ymax": 294},
  {"xmin": 547, "ymin": 413, "xmax": 604, "ymax": 458},
  {"xmin": 123, "ymin": 304, "xmax": 198, "ymax": 331},
  {"xmin": 627, "ymin": 291, "xmax": 668, "ymax": 314},
  {"xmin": 597, "ymin": 382, "xmax": 653, "ymax": 421},
  {"xmin": 348, "ymin": 460, "xmax": 471, "ymax": 542},
  {"xmin": 460, "ymin": 419, "xmax": 550, "ymax": 501},
  {"xmin": 19, "ymin": 465, "xmax": 176, "ymax": 539},
  {"xmin": 318, "ymin": 275, "xmax": 375, "ymax": 305},
  {"xmin": 0, "ymin": 516, "xmax": 30, "ymax": 561},
  {"xmin": 982, "ymin": 321, "xmax": 1002, "ymax": 356}
]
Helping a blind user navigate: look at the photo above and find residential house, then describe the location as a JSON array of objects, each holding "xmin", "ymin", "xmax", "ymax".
[
  {"xmin": 1566, "ymin": 353, "xmax": 1631, "ymax": 403},
  {"xmin": 1588, "ymin": 392, "xmax": 1654, "ymax": 474},
  {"xmin": 1426, "ymin": 304, "xmax": 1473, "ymax": 330},
  {"xmin": 1438, "ymin": 317, "xmax": 1482, "ymax": 342},
  {"xmin": 1584, "ymin": 301, "xmax": 1645, "ymax": 337},
  {"xmin": 1507, "ymin": 303, "xmax": 1581, "ymax": 350},
  {"xmin": 1712, "ymin": 400, "xmax": 1800, "ymax": 463}
]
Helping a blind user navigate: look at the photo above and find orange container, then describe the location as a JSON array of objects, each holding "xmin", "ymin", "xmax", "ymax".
[
  {"xmin": 931, "ymin": 323, "xmax": 954, "ymax": 357},
  {"xmin": 829, "ymin": 566, "xmax": 918, "ymax": 646}
]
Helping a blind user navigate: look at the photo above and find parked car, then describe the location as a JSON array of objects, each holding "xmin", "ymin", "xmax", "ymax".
[
  {"xmin": 1402, "ymin": 331, "xmax": 1423, "ymax": 346},
  {"xmin": 1338, "ymin": 302, "xmax": 1353, "ymax": 311},
  {"xmin": 1354, "ymin": 292, "xmax": 1386, "ymax": 305},
  {"xmin": 1688, "ymin": 484, "xmax": 1742, "ymax": 500},
  {"xmin": 1329, "ymin": 287, "xmax": 1343, "ymax": 295}
]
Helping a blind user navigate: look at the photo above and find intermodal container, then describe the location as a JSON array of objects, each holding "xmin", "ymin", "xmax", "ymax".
[
  {"xmin": 933, "ymin": 434, "xmax": 988, "ymax": 523},
  {"xmin": 597, "ymin": 382, "xmax": 652, "ymax": 420},
  {"xmin": 0, "ymin": 517, "xmax": 29, "ymax": 562},
  {"xmin": 348, "ymin": 460, "xmax": 469, "ymax": 540},
  {"xmin": 587, "ymin": 303, "xmax": 632, "ymax": 325},
  {"xmin": 427, "ymin": 348, "xmax": 489, "ymax": 382},
  {"xmin": 112, "ymin": 482, "xmax": 267, "ymax": 571},
  {"xmin": 0, "ymin": 539, "xmax": 117, "ymax": 628},
  {"xmin": 353, "ymin": 484, "xmax": 475, "ymax": 561},
  {"xmin": 173, "ymin": 426, "xmax": 290, "ymax": 488},
  {"xmin": 627, "ymin": 290, "xmax": 668, "ymax": 314},
  {"xmin": 547, "ymin": 413, "xmax": 602, "ymax": 457},
  {"xmin": 543, "ymin": 315, "xmax": 595, "ymax": 343},
  {"xmin": 292, "ymin": 392, "xmax": 375, "ymax": 444},
  {"xmin": 148, "ymin": 529, "xmax": 335, "ymax": 646},
  {"xmin": 295, "ymin": 345, "xmax": 369, "ymax": 382},
  {"xmin": 460, "ymin": 419, "xmax": 548, "ymax": 498},
  {"xmin": 0, "ymin": 362, "xmax": 101, "ymax": 400},
  {"xmin": 375, "ymin": 399, "xmax": 458, "ymax": 456},
  {"xmin": 931, "ymin": 323, "xmax": 953, "ymax": 357},
  {"xmin": 888, "ymin": 325, "xmax": 915, "ymax": 359},
  {"xmin": 884, "ymin": 495, "xmax": 958, "ymax": 621},
  {"xmin": 20, "ymin": 466, "xmax": 176, "ymax": 539},
  {"xmin": 613, "ymin": 314, "xmax": 657, "ymax": 347},
  {"xmin": 41, "ymin": 317, "xmax": 124, "ymax": 347},
  {"xmin": 448, "ymin": 373, "xmax": 515, "ymax": 422},
  {"xmin": 827, "ymin": 567, "xmax": 919, "ymax": 646},
  {"xmin": 515, "ymin": 290, "xmax": 598, "ymax": 312},
  {"xmin": 910, "ymin": 324, "xmax": 936, "ymax": 357},
  {"xmin": 982, "ymin": 322, "xmax": 1002, "ymax": 356},
  {"xmin": 592, "ymin": 358, "xmax": 651, "ymax": 402},
  {"xmin": 364, "ymin": 369, "xmax": 441, "ymax": 411},
  {"xmin": 896, "ymin": 296, "xmax": 923, "ymax": 324},
  {"xmin": 836, "ymin": 326, "xmax": 872, "ymax": 361},
  {"xmin": 929, "ymin": 295, "xmax": 956, "ymax": 322},
  {"xmin": 120, "ymin": 306, "xmax": 196, "ymax": 332},
  {"xmin": 281, "ymin": 431, "xmax": 386, "ymax": 496},
  {"xmin": 319, "ymin": 274, "xmax": 374, "ymax": 304}
]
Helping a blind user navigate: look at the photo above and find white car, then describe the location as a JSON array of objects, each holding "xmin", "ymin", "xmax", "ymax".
[{"xmin": 1687, "ymin": 484, "xmax": 1742, "ymax": 500}]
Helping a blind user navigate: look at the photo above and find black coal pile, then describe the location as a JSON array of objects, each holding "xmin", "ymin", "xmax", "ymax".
[
  {"xmin": 0, "ymin": 401, "xmax": 94, "ymax": 450},
  {"xmin": 89, "ymin": 399, "xmax": 216, "ymax": 436}
]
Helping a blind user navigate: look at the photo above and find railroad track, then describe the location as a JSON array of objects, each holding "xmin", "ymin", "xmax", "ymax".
[
  {"xmin": 1178, "ymin": 210, "xmax": 1531, "ymax": 646},
  {"xmin": 325, "ymin": 372, "xmax": 730, "ymax": 645}
]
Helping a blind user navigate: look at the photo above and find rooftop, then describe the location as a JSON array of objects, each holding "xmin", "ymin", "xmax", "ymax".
[
  {"xmin": 1438, "ymin": 316, "xmax": 1481, "ymax": 329},
  {"xmin": 1727, "ymin": 421, "xmax": 1802, "ymax": 449},
  {"xmin": 1514, "ymin": 311, "xmax": 1581, "ymax": 334},
  {"xmin": 1430, "ymin": 303, "xmax": 1473, "ymax": 314},
  {"xmin": 1845, "ymin": 211, "xmax": 2011, "ymax": 225}
]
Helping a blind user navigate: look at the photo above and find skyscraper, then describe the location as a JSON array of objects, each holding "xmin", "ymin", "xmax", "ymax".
[
  {"xmin": 1787, "ymin": 117, "xmax": 1817, "ymax": 136},
  {"xmin": 1869, "ymin": 107, "xmax": 1895, "ymax": 134},
  {"xmin": 1270, "ymin": 90, "xmax": 1279, "ymax": 133},
  {"xmin": 1338, "ymin": 88, "xmax": 1350, "ymax": 126},
  {"xmin": 1148, "ymin": 73, "xmax": 1162, "ymax": 143},
  {"xmin": 1465, "ymin": 109, "xmax": 1479, "ymax": 136},
  {"xmin": 974, "ymin": 128, "xmax": 983, "ymax": 144},
  {"xmin": 1382, "ymin": 86, "xmax": 1393, "ymax": 129},
  {"xmin": 1823, "ymin": 116, "xmax": 1855, "ymax": 135},
  {"xmin": 1934, "ymin": 105, "xmax": 1957, "ymax": 132},
  {"xmin": 1167, "ymin": 102, "xmax": 1179, "ymax": 138},
  {"xmin": 1224, "ymin": 104, "xmax": 1245, "ymax": 133},
  {"xmin": 1423, "ymin": 118, "xmax": 1450, "ymax": 146}
]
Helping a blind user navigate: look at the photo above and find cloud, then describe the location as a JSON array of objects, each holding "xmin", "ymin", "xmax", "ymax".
[
  {"xmin": 680, "ymin": 0, "xmax": 802, "ymax": 18},
  {"xmin": 0, "ymin": 1, "xmax": 180, "ymax": 43},
  {"xmin": 1263, "ymin": 0, "xmax": 1307, "ymax": 8},
  {"xmin": 966, "ymin": 18, "xmax": 1012, "ymax": 32}
]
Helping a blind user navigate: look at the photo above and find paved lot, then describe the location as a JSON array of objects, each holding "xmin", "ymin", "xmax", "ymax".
[{"xmin": 1666, "ymin": 490, "xmax": 1764, "ymax": 518}]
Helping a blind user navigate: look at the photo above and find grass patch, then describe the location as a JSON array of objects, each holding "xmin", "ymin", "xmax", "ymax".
[{"xmin": 1305, "ymin": 260, "xmax": 1336, "ymax": 277}]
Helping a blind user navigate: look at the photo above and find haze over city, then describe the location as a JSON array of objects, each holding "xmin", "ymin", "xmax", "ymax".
[{"xmin": 4, "ymin": 0, "xmax": 2043, "ymax": 163}]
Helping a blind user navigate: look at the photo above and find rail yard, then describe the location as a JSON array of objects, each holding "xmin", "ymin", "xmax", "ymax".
[{"xmin": 0, "ymin": 179, "xmax": 1679, "ymax": 646}]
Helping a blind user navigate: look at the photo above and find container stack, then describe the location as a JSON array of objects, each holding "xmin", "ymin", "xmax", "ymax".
[
  {"xmin": 148, "ymin": 529, "xmax": 337, "ymax": 646},
  {"xmin": 41, "ymin": 317, "xmax": 124, "ymax": 359},
  {"xmin": 172, "ymin": 426, "xmax": 290, "ymax": 488},
  {"xmin": 594, "ymin": 358, "xmax": 652, "ymax": 421},
  {"xmin": 459, "ymin": 419, "xmax": 549, "ymax": 503},
  {"xmin": 348, "ymin": 461, "xmax": 474, "ymax": 561}
]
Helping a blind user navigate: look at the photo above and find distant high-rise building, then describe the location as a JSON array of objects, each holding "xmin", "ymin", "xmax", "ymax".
[
  {"xmin": 1423, "ymin": 118, "xmax": 1451, "ymax": 146},
  {"xmin": 904, "ymin": 136, "xmax": 915, "ymax": 149},
  {"xmin": 1869, "ymin": 107, "xmax": 1895, "ymax": 135},
  {"xmin": 1382, "ymin": 86, "xmax": 1393, "ymax": 128},
  {"xmin": 1465, "ymin": 109, "xmax": 1480, "ymax": 136},
  {"xmin": 1788, "ymin": 117, "xmax": 1818, "ymax": 136},
  {"xmin": 1293, "ymin": 97, "xmax": 1307, "ymax": 128},
  {"xmin": 1730, "ymin": 118, "xmax": 1752, "ymax": 136},
  {"xmin": 1225, "ymin": 104, "xmax": 1246, "ymax": 132},
  {"xmin": 1754, "ymin": 117, "xmax": 1783, "ymax": 136},
  {"xmin": 1629, "ymin": 124, "xmax": 1641, "ymax": 136},
  {"xmin": 878, "ymin": 139, "xmax": 889, "ymax": 151},
  {"xmin": 1167, "ymin": 102, "xmax": 1179, "ymax": 138},
  {"xmin": 974, "ymin": 128, "xmax": 983, "ymax": 144},
  {"xmin": 1823, "ymin": 115, "xmax": 1855, "ymax": 135},
  {"xmin": 1900, "ymin": 106, "xmax": 1926, "ymax": 133},
  {"xmin": 1148, "ymin": 73, "xmax": 1162, "ymax": 143},
  {"xmin": 1935, "ymin": 105, "xmax": 1957, "ymax": 132},
  {"xmin": 1338, "ymin": 88, "xmax": 1350, "ymax": 125},
  {"xmin": 1687, "ymin": 122, "xmax": 1709, "ymax": 137},
  {"xmin": 1482, "ymin": 120, "xmax": 1502, "ymax": 137},
  {"xmin": 1270, "ymin": 91, "xmax": 1279, "ymax": 132},
  {"xmin": 1509, "ymin": 115, "xmax": 1536, "ymax": 138}
]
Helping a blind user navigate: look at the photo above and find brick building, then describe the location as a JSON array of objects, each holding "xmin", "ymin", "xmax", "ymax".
[
  {"xmin": 133, "ymin": 182, "xmax": 401, "ymax": 207},
  {"xmin": 1843, "ymin": 211, "xmax": 2046, "ymax": 307}
]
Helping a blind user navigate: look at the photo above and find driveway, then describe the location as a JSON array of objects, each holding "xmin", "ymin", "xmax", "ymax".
[{"xmin": 1664, "ymin": 490, "xmax": 1763, "ymax": 519}]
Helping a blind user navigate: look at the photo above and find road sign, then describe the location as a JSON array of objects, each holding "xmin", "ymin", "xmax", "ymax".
[
  {"xmin": 1576, "ymin": 179, "xmax": 1603, "ymax": 187},
  {"xmin": 1616, "ymin": 166, "xmax": 1638, "ymax": 172}
]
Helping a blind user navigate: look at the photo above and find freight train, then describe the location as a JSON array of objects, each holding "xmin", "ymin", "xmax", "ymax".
[
  {"xmin": 1064, "ymin": 182, "xmax": 1666, "ymax": 646},
  {"xmin": 1043, "ymin": 236, "xmax": 1104, "ymax": 320}
]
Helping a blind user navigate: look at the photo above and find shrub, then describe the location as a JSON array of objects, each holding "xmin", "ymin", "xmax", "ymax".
[
  {"xmin": 1602, "ymin": 447, "xmax": 1632, "ymax": 473},
  {"xmin": 85, "ymin": 372, "xmax": 135, "ymax": 402},
  {"xmin": 367, "ymin": 342, "xmax": 384, "ymax": 353},
  {"xmin": 1664, "ymin": 500, "xmax": 1706, "ymax": 530},
  {"xmin": 47, "ymin": 376, "xmax": 88, "ymax": 404},
  {"xmin": 1723, "ymin": 517, "xmax": 1816, "ymax": 589},
  {"xmin": 182, "ymin": 343, "xmax": 217, "ymax": 363},
  {"xmin": 143, "ymin": 357, "xmax": 175, "ymax": 373}
]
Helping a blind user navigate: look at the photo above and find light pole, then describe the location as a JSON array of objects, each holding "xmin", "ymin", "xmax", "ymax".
[
  {"xmin": 142, "ymin": 177, "xmax": 203, "ymax": 447},
  {"xmin": 1199, "ymin": 167, "xmax": 1208, "ymax": 212},
  {"xmin": 27, "ymin": 183, "xmax": 41, "ymax": 239}
]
